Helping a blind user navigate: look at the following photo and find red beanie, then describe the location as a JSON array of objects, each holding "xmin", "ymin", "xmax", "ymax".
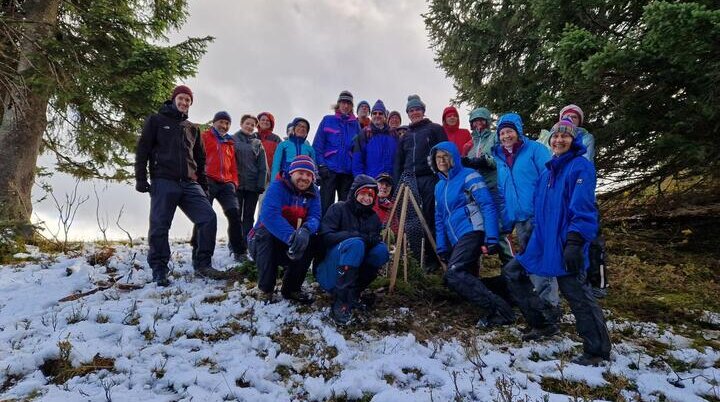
[{"xmin": 171, "ymin": 85, "xmax": 193, "ymax": 103}]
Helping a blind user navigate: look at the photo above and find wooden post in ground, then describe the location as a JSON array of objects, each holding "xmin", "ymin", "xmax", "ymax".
[
  {"xmin": 405, "ymin": 189, "xmax": 447, "ymax": 271},
  {"xmin": 389, "ymin": 187, "xmax": 410, "ymax": 292},
  {"xmin": 403, "ymin": 232, "xmax": 408, "ymax": 283},
  {"xmin": 382, "ymin": 184, "xmax": 405, "ymax": 244}
]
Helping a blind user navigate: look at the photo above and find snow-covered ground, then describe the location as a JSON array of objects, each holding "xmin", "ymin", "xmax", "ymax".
[{"xmin": 1, "ymin": 243, "xmax": 719, "ymax": 401}]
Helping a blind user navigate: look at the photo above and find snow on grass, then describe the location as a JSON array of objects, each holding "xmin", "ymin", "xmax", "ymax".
[{"xmin": 1, "ymin": 242, "xmax": 719, "ymax": 401}]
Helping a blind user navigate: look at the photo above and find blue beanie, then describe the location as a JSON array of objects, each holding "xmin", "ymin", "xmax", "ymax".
[
  {"xmin": 371, "ymin": 99, "xmax": 387, "ymax": 115},
  {"xmin": 213, "ymin": 111, "xmax": 231, "ymax": 123},
  {"xmin": 497, "ymin": 120, "xmax": 518, "ymax": 133},
  {"xmin": 357, "ymin": 100, "xmax": 370, "ymax": 113},
  {"xmin": 405, "ymin": 94, "xmax": 426, "ymax": 113}
]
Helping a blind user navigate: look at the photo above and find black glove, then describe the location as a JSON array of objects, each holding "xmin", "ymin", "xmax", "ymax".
[
  {"xmin": 563, "ymin": 231, "xmax": 585, "ymax": 275},
  {"xmin": 257, "ymin": 187, "xmax": 265, "ymax": 195},
  {"xmin": 361, "ymin": 233, "xmax": 381, "ymax": 249},
  {"xmin": 135, "ymin": 179, "xmax": 150, "ymax": 193},
  {"xmin": 438, "ymin": 251, "xmax": 450, "ymax": 263},
  {"xmin": 287, "ymin": 227, "xmax": 311, "ymax": 260},
  {"xmin": 461, "ymin": 157, "xmax": 480, "ymax": 170},
  {"xmin": 483, "ymin": 242, "xmax": 499, "ymax": 255},
  {"xmin": 318, "ymin": 166, "xmax": 330, "ymax": 181}
]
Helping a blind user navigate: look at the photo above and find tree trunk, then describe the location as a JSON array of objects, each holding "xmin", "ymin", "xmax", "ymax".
[{"xmin": 0, "ymin": 0, "xmax": 61, "ymax": 236}]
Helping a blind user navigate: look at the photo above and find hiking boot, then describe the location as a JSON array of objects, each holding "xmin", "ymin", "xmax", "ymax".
[
  {"xmin": 155, "ymin": 276, "xmax": 171, "ymax": 287},
  {"xmin": 331, "ymin": 302, "xmax": 353, "ymax": 326},
  {"xmin": 195, "ymin": 266, "xmax": 230, "ymax": 280},
  {"xmin": 571, "ymin": 353, "xmax": 608, "ymax": 366},
  {"xmin": 351, "ymin": 292, "xmax": 376, "ymax": 312},
  {"xmin": 257, "ymin": 291, "xmax": 276, "ymax": 304},
  {"xmin": 282, "ymin": 291, "xmax": 314, "ymax": 305},
  {"xmin": 521, "ymin": 324, "xmax": 560, "ymax": 342},
  {"xmin": 234, "ymin": 253, "xmax": 249, "ymax": 264},
  {"xmin": 476, "ymin": 312, "xmax": 514, "ymax": 329}
]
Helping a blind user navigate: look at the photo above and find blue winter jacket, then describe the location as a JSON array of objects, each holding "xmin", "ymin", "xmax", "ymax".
[
  {"xmin": 492, "ymin": 113, "xmax": 551, "ymax": 231},
  {"xmin": 252, "ymin": 173, "xmax": 321, "ymax": 245},
  {"xmin": 312, "ymin": 111, "xmax": 361, "ymax": 174},
  {"xmin": 270, "ymin": 136, "xmax": 316, "ymax": 180},
  {"xmin": 351, "ymin": 123, "xmax": 398, "ymax": 178},
  {"xmin": 431, "ymin": 141, "xmax": 500, "ymax": 254},
  {"xmin": 517, "ymin": 136, "xmax": 598, "ymax": 277}
]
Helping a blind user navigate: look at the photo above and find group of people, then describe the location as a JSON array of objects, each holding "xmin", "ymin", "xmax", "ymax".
[{"xmin": 135, "ymin": 86, "xmax": 610, "ymax": 367}]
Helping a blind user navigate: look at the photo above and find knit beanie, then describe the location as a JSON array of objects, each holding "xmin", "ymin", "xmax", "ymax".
[
  {"xmin": 406, "ymin": 94, "xmax": 426, "ymax": 113},
  {"xmin": 375, "ymin": 173, "xmax": 394, "ymax": 186},
  {"xmin": 497, "ymin": 120, "xmax": 519, "ymax": 133},
  {"xmin": 371, "ymin": 99, "xmax": 387, "ymax": 115},
  {"xmin": 213, "ymin": 111, "xmax": 231, "ymax": 123},
  {"xmin": 559, "ymin": 104, "xmax": 584, "ymax": 125},
  {"xmin": 337, "ymin": 90, "xmax": 354, "ymax": 104},
  {"xmin": 171, "ymin": 85, "xmax": 193, "ymax": 103},
  {"xmin": 550, "ymin": 117, "xmax": 577, "ymax": 138},
  {"xmin": 357, "ymin": 100, "xmax": 370, "ymax": 113},
  {"xmin": 288, "ymin": 155, "xmax": 316, "ymax": 179},
  {"xmin": 388, "ymin": 110, "xmax": 401, "ymax": 122}
]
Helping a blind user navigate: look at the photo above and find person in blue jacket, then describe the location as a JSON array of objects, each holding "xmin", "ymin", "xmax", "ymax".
[
  {"xmin": 270, "ymin": 117, "xmax": 315, "ymax": 180},
  {"xmin": 432, "ymin": 141, "xmax": 515, "ymax": 328},
  {"xmin": 313, "ymin": 90, "xmax": 362, "ymax": 214},
  {"xmin": 352, "ymin": 99, "xmax": 398, "ymax": 178},
  {"xmin": 492, "ymin": 113, "xmax": 555, "ymax": 305},
  {"xmin": 315, "ymin": 175, "xmax": 390, "ymax": 325},
  {"xmin": 248, "ymin": 155, "xmax": 322, "ymax": 304},
  {"xmin": 502, "ymin": 118, "xmax": 611, "ymax": 366}
]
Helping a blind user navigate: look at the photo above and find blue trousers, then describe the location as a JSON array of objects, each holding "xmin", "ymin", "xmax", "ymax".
[
  {"xmin": 316, "ymin": 238, "xmax": 389, "ymax": 296},
  {"xmin": 148, "ymin": 179, "xmax": 216, "ymax": 278}
]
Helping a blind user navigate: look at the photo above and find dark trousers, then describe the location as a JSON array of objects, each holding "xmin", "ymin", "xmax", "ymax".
[
  {"xmin": 192, "ymin": 180, "xmax": 243, "ymax": 255},
  {"xmin": 250, "ymin": 226, "xmax": 312, "ymax": 295},
  {"xmin": 148, "ymin": 179, "xmax": 216, "ymax": 278},
  {"xmin": 320, "ymin": 171, "xmax": 353, "ymax": 215},
  {"xmin": 415, "ymin": 174, "xmax": 438, "ymax": 263},
  {"xmin": 444, "ymin": 231, "xmax": 514, "ymax": 319},
  {"xmin": 503, "ymin": 259, "xmax": 611, "ymax": 359},
  {"xmin": 237, "ymin": 189, "xmax": 260, "ymax": 253}
]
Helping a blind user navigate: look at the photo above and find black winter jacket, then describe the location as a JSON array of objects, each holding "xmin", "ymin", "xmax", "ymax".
[
  {"xmin": 232, "ymin": 130, "xmax": 268, "ymax": 192},
  {"xmin": 320, "ymin": 175, "xmax": 382, "ymax": 249},
  {"xmin": 393, "ymin": 118, "xmax": 447, "ymax": 180},
  {"xmin": 134, "ymin": 101, "xmax": 207, "ymax": 187}
]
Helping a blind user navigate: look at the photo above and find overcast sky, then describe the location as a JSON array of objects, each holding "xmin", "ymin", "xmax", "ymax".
[{"xmin": 33, "ymin": 0, "xmax": 470, "ymax": 242}]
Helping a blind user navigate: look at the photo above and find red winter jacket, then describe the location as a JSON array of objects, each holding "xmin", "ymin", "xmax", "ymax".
[
  {"xmin": 442, "ymin": 106, "xmax": 471, "ymax": 153},
  {"xmin": 201, "ymin": 128, "xmax": 239, "ymax": 187},
  {"xmin": 257, "ymin": 112, "xmax": 282, "ymax": 182}
]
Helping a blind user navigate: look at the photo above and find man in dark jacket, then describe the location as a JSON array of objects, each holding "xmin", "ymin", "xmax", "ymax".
[
  {"xmin": 135, "ymin": 85, "xmax": 227, "ymax": 286},
  {"xmin": 233, "ymin": 114, "xmax": 268, "ymax": 262},
  {"xmin": 393, "ymin": 94, "xmax": 448, "ymax": 267},
  {"xmin": 315, "ymin": 175, "xmax": 390, "ymax": 325},
  {"xmin": 313, "ymin": 90, "xmax": 362, "ymax": 214},
  {"xmin": 248, "ymin": 155, "xmax": 321, "ymax": 303}
]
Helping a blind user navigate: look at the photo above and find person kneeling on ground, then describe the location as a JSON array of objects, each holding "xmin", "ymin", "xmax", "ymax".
[
  {"xmin": 431, "ymin": 141, "xmax": 515, "ymax": 328},
  {"xmin": 248, "ymin": 155, "xmax": 321, "ymax": 304},
  {"xmin": 502, "ymin": 118, "xmax": 611, "ymax": 366},
  {"xmin": 316, "ymin": 175, "xmax": 390, "ymax": 325}
]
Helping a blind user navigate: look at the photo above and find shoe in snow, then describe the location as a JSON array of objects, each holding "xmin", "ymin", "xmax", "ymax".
[
  {"xmin": 571, "ymin": 353, "xmax": 607, "ymax": 366},
  {"xmin": 331, "ymin": 303, "xmax": 353, "ymax": 326},
  {"xmin": 282, "ymin": 291, "xmax": 314, "ymax": 305},
  {"xmin": 521, "ymin": 324, "xmax": 560, "ymax": 341},
  {"xmin": 195, "ymin": 266, "xmax": 230, "ymax": 280}
]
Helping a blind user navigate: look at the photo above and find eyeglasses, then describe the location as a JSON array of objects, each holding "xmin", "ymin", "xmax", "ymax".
[{"xmin": 372, "ymin": 112, "xmax": 385, "ymax": 116}]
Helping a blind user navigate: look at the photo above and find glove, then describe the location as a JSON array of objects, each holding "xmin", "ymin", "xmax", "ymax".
[
  {"xmin": 287, "ymin": 227, "xmax": 311, "ymax": 260},
  {"xmin": 318, "ymin": 166, "xmax": 330, "ymax": 181},
  {"xmin": 438, "ymin": 251, "xmax": 450, "ymax": 263},
  {"xmin": 257, "ymin": 187, "xmax": 265, "ymax": 195},
  {"xmin": 483, "ymin": 243, "xmax": 499, "ymax": 255},
  {"xmin": 563, "ymin": 231, "xmax": 585, "ymax": 275},
  {"xmin": 361, "ymin": 233, "xmax": 381, "ymax": 249},
  {"xmin": 135, "ymin": 179, "xmax": 150, "ymax": 193}
]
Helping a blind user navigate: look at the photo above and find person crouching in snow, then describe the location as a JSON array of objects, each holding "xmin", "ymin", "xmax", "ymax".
[
  {"xmin": 248, "ymin": 155, "xmax": 321, "ymax": 304},
  {"xmin": 315, "ymin": 175, "xmax": 390, "ymax": 325},
  {"xmin": 502, "ymin": 118, "xmax": 611, "ymax": 366},
  {"xmin": 431, "ymin": 141, "xmax": 515, "ymax": 328}
]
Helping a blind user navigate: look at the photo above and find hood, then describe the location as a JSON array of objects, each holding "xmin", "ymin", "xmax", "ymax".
[
  {"xmin": 159, "ymin": 100, "xmax": 187, "ymax": 121},
  {"xmin": 257, "ymin": 112, "xmax": 275, "ymax": 131},
  {"xmin": 289, "ymin": 117, "xmax": 310, "ymax": 139},
  {"xmin": 429, "ymin": 141, "xmax": 463, "ymax": 180},
  {"xmin": 495, "ymin": 113, "xmax": 524, "ymax": 141},
  {"xmin": 469, "ymin": 107, "xmax": 491, "ymax": 124},
  {"xmin": 442, "ymin": 106, "xmax": 460, "ymax": 131},
  {"xmin": 347, "ymin": 174, "xmax": 378, "ymax": 213}
]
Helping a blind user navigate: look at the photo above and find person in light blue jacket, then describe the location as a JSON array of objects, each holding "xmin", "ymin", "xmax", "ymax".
[
  {"xmin": 492, "ymin": 113, "xmax": 555, "ymax": 305},
  {"xmin": 502, "ymin": 118, "xmax": 610, "ymax": 366},
  {"xmin": 270, "ymin": 117, "xmax": 316, "ymax": 181},
  {"xmin": 431, "ymin": 141, "xmax": 514, "ymax": 328}
]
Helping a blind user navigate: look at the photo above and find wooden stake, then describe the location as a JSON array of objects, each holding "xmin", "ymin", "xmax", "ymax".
[
  {"xmin": 382, "ymin": 184, "xmax": 405, "ymax": 244},
  {"xmin": 405, "ymin": 188, "xmax": 447, "ymax": 271},
  {"xmin": 403, "ymin": 232, "xmax": 408, "ymax": 283},
  {"xmin": 389, "ymin": 188, "xmax": 410, "ymax": 292}
]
